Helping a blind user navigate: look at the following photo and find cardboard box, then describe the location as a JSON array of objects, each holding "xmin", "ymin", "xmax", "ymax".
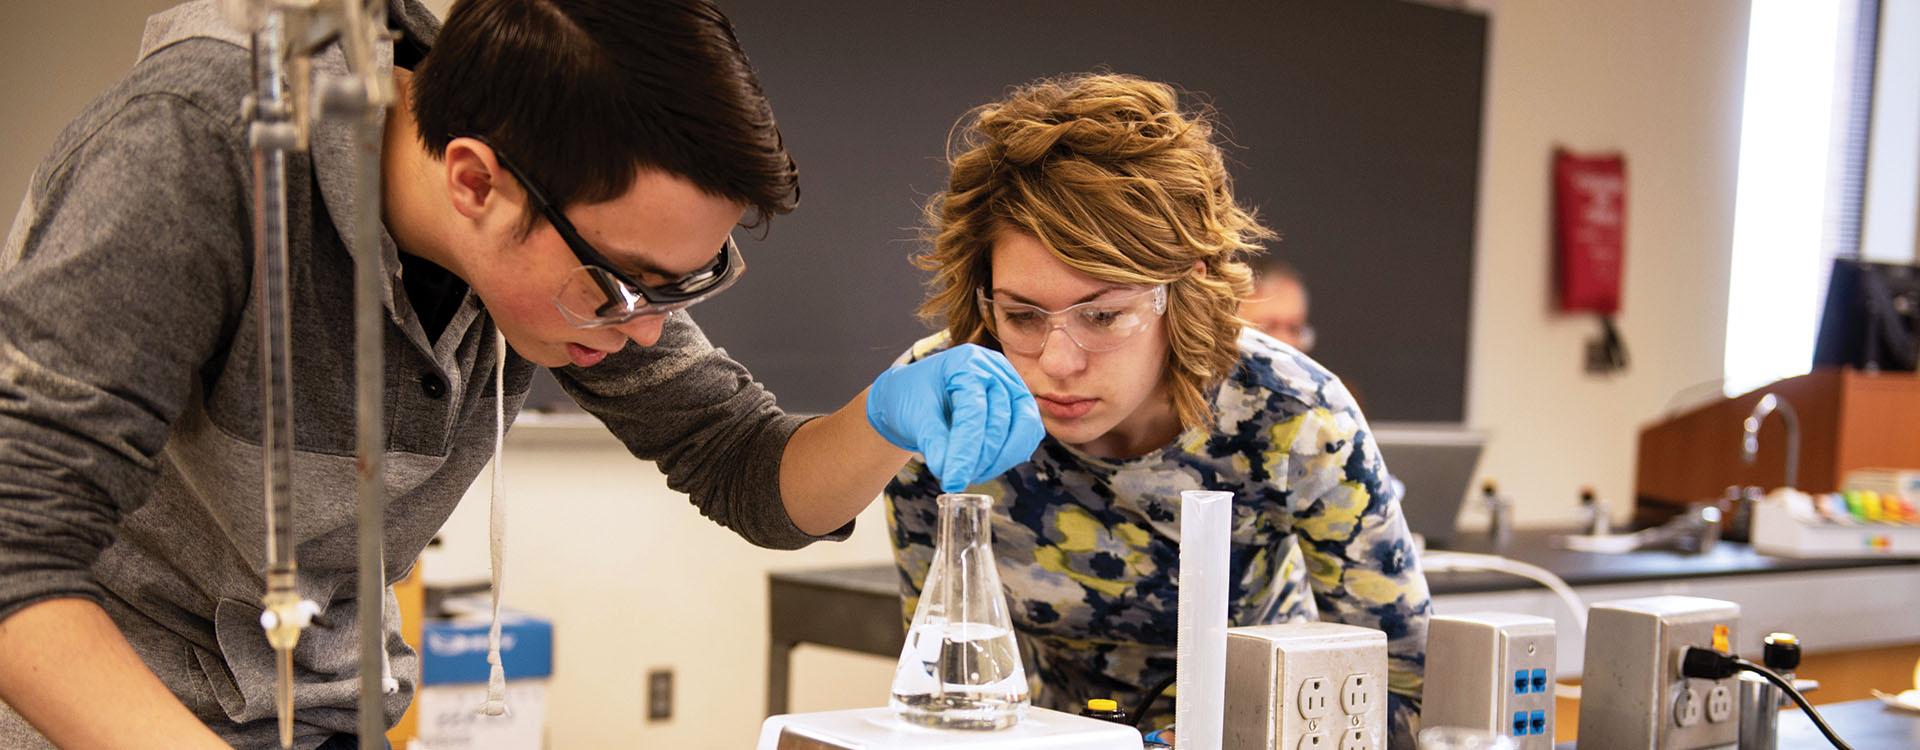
[{"xmin": 413, "ymin": 607, "xmax": 553, "ymax": 750}]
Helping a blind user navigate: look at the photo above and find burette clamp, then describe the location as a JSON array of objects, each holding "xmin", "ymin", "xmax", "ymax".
[{"xmin": 260, "ymin": 592, "xmax": 322, "ymax": 650}]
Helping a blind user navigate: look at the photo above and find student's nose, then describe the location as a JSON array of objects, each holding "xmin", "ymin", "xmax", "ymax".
[
  {"xmin": 613, "ymin": 314, "xmax": 667, "ymax": 348},
  {"xmin": 1037, "ymin": 327, "xmax": 1087, "ymax": 380}
]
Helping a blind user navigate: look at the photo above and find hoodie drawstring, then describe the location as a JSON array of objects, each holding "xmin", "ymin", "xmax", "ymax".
[{"xmin": 479, "ymin": 330, "xmax": 510, "ymax": 716}]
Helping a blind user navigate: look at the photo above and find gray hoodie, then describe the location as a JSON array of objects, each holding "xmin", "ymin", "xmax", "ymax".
[{"xmin": 0, "ymin": 2, "xmax": 838, "ymax": 747}]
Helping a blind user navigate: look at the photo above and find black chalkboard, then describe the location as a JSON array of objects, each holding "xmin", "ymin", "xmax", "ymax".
[{"xmin": 528, "ymin": 0, "xmax": 1485, "ymax": 423}]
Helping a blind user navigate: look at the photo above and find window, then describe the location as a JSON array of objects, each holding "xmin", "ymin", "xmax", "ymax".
[{"xmin": 1723, "ymin": 0, "xmax": 1879, "ymax": 396}]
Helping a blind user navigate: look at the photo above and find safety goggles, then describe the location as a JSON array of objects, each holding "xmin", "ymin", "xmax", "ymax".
[
  {"xmin": 474, "ymin": 136, "xmax": 745, "ymax": 328},
  {"xmin": 976, "ymin": 285, "xmax": 1166, "ymax": 355}
]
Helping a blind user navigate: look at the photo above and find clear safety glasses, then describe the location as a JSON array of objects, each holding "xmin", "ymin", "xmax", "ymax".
[
  {"xmin": 474, "ymin": 135, "xmax": 746, "ymax": 329},
  {"xmin": 976, "ymin": 285, "xmax": 1166, "ymax": 355}
]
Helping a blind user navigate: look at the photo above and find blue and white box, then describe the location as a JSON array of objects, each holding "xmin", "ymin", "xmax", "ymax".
[{"xmin": 416, "ymin": 606, "xmax": 554, "ymax": 750}]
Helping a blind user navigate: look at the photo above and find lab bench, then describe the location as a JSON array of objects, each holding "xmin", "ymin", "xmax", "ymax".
[
  {"xmin": 1547, "ymin": 699, "xmax": 1920, "ymax": 749},
  {"xmin": 765, "ymin": 529, "xmax": 1920, "ymax": 717}
]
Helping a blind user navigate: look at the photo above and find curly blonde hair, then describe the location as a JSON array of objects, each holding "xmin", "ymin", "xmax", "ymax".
[{"xmin": 915, "ymin": 73, "xmax": 1275, "ymax": 431}]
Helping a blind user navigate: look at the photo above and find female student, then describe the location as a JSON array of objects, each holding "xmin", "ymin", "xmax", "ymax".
[{"xmin": 884, "ymin": 73, "xmax": 1431, "ymax": 747}]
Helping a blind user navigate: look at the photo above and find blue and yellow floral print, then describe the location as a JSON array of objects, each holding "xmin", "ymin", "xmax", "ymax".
[{"xmin": 884, "ymin": 328, "xmax": 1430, "ymax": 747}]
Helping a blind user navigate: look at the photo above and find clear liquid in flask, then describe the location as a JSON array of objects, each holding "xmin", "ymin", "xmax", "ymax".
[{"xmin": 887, "ymin": 494, "xmax": 1028, "ymax": 730}]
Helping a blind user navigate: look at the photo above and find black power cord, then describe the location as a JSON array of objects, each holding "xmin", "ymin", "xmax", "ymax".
[
  {"xmin": 1131, "ymin": 674, "xmax": 1178, "ymax": 729},
  {"xmin": 1681, "ymin": 646, "xmax": 1854, "ymax": 750}
]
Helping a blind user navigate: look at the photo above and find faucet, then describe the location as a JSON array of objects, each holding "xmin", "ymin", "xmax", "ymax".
[
  {"xmin": 1579, "ymin": 487, "xmax": 1612, "ymax": 536},
  {"xmin": 1741, "ymin": 393, "xmax": 1800, "ymax": 490},
  {"xmin": 1479, "ymin": 480, "xmax": 1512, "ymax": 552}
]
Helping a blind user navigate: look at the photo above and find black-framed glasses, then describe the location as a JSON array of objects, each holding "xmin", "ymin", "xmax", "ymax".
[{"xmin": 469, "ymin": 135, "xmax": 746, "ymax": 328}]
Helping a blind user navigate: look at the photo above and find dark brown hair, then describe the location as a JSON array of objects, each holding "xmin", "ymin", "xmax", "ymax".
[{"xmin": 411, "ymin": 0, "xmax": 799, "ymax": 232}]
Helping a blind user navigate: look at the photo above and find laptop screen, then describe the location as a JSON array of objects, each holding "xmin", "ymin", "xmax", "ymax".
[{"xmin": 1372, "ymin": 426, "xmax": 1487, "ymax": 547}]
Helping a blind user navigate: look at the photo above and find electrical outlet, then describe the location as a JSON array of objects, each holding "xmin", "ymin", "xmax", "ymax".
[
  {"xmin": 647, "ymin": 668, "xmax": 673, "ymax": 721},
  {"xmin": 1224, "ymin": 622, "xmax": 1387, "ymax": 750},
  {"xmin": 1423, "ymin": 613, "xmax": 1556, "ymax": 748},
  {"xmin": 1579, "ymin": 596, "xmax": 1739, "ymax": 749},
  {"xmin": 1339, "ymin": 673, "xmax": 1373, "ymax": 715},
  {"xmin": 1706, "ymin": 683, "xmax": 1734, "ymax": 723},
  {"xmin": 1299, "ymin": 676, "xmax": 1332, "ymax": 718},
  {"xmin": 1673, "ymin": 686, "xmax": 1702, "ymax": 727}
]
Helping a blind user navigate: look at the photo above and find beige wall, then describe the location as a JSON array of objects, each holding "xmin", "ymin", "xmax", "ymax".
[
  {"xmin": 0, "ymin": 0, "xmax": 180, "ymax": 216},
  {"xmin": 1461, "ymin": 0, "xmax": 1751, "ymax": 531},
  {"xmin": 0, "ymin": 0, "xmax": 455, "ymax": 216}
]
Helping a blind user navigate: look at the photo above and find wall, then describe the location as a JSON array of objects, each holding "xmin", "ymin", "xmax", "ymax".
[
  {"xmin": 1462, "ymin": 0, "xmax": 1752, "ymax": 530},
  {"xmin": 0, "ymin": 0, "xmax": 180, "ymax": 216},
  {"xmin": 697, "ymin": 0, "xmax": 1487, "ymax": 423}
]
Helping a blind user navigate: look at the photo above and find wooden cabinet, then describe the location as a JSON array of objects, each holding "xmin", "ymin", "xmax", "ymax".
[{"xmin": 1634, "ymin": 369, "xmax": 1920, "ymax": 524}]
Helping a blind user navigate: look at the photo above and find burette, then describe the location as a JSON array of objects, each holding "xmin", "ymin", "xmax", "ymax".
[{"xmin": 225, "ymin": 0, "xmax": 394, "ymax": 746}]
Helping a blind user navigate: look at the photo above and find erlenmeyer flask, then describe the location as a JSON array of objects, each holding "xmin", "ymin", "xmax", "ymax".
[{"xmin": 888, "ymin": 493, "xmax": 1029, "ymax": 730}]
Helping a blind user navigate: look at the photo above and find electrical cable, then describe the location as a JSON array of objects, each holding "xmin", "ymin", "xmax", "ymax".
[
  {"xmin": 1132, "ymin": 673, "xmax": 1177, "ymax": 729},
  {"xmin": 1681, "ymin": 647, "xmax": 1854, "ymax": 750},
  {"xmin": 1597, "ymin": 315, "xmax": 1630, "ymax": 372},
  {"xmin": 1421, "ymin": 552, "xmax": 1588, "ymax": 632},
  {"xmin": 1739, "ymin": 660, "xmax": 1852, "ymax": 750},
  {"xmin": 1424, "ymin": 551, "xmax": 1588, "ymax": 699}
]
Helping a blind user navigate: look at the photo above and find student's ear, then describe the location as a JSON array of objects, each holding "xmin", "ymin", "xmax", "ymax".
[{"xmin": 443, "ymin": 137, "xmax": 513, "ymax": 223}]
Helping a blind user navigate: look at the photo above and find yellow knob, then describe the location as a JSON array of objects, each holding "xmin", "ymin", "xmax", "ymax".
[{"xmin": 1088, "ymin": 699, "xmax": 1119, "ymax": 712}]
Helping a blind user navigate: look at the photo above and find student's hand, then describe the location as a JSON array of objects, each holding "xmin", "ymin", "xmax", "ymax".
[{"xmin": 865, "ymin": 344, "xmax": 1044, "ymax": 492}]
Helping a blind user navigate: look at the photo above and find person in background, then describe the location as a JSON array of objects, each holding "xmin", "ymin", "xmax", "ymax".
[
  {"xmin": 1241, "ymin": 256, "xmax": 1315, "ymax": 353},
  {"xmin": 883, "ymin": 73, "xmax": 1430, "ymax": 748}
]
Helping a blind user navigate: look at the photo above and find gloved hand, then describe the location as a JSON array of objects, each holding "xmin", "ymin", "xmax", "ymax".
[{"xmin": 866, "ymin": 344, "xmax": 1045, "ymax": 492}]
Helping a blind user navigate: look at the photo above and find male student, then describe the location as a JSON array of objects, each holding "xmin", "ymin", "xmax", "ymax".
[{"xmin": 0, "ymin": 0, "xmax": 1041, "ymax": 747}]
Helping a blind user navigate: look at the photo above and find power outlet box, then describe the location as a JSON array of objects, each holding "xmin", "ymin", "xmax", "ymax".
[
  {"xmin": 1223, "ymin": 622, "xmax": 1388, "ymax": 750},
  {"xmin": 1422, "ymin": 612, "xmax": 1556, "ymax": 748},
  {"xmin": 1578, "ymin": 596, "xmax": 1740, "ymax": 749}
]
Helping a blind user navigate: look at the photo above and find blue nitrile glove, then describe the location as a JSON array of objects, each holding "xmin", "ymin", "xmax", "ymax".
[{"xmin": 866, "ymin": 344, "xmax": 1045, "ymax": 492}]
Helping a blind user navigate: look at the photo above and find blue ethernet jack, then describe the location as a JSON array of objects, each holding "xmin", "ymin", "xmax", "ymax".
[{"xmin": 1425, "ymin": 614, "xmax": 1558, "ymax": 742}]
